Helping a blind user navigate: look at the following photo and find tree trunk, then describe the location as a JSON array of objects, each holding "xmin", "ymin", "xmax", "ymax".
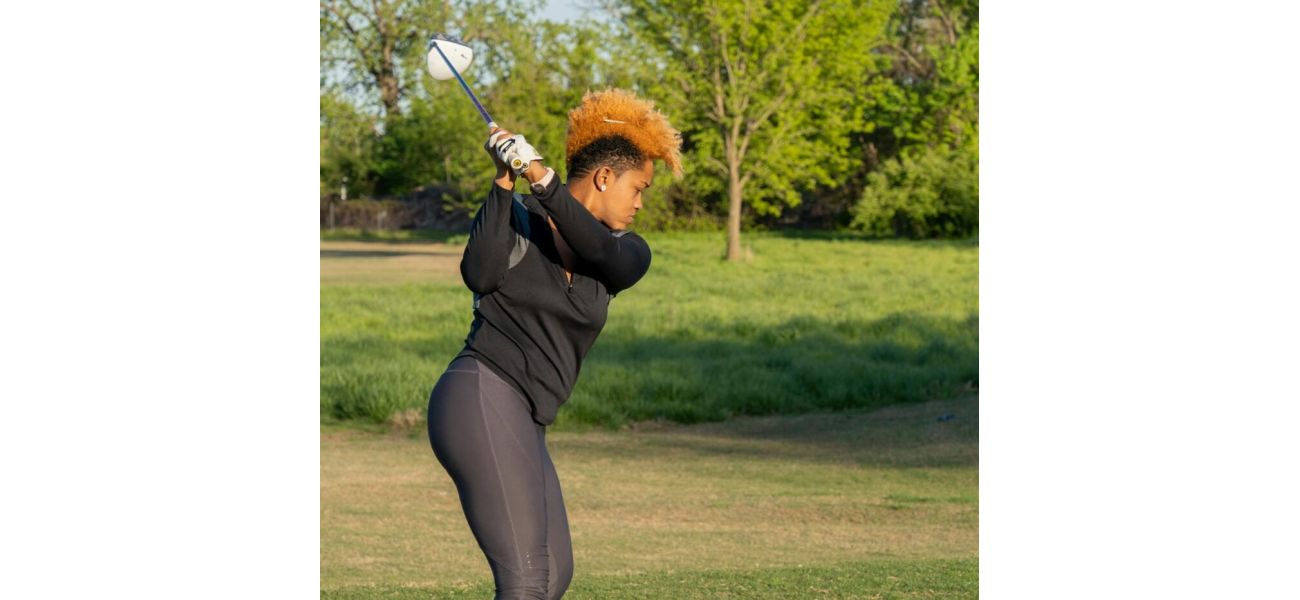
[
  {"xmin": 379, "ymin": 74, "xmax": 400, "ymax": 117},
  {"xmin": 379, "ymin": 43, "xmax": 400, "ymax": 117},
  {"xmin": 724, "ymin": 117, "xmax": 745, "ymax": 261},
  {"xmin": 725, "ymin": 154, "xmax": 744, "ymax": 261}
]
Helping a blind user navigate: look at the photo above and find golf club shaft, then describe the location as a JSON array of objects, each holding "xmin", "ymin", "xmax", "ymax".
[{"xmin": 431, "ymin": 41, "xmax": 495, "ymax": 128}]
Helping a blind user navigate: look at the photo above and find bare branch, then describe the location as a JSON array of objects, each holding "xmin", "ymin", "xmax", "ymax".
[
  {"xmin": 881, "ymin": 43, "xmax": 927, "ymax": 73},
  {"xmin": 703, "ymin": 155, "xmax": 728, "ymax": 176},
  {"xmin": 933, "ymin": 0, "xmax": 958, "ymax": 45},
  {"xmin": 344, "ymin": 0, "xmax": 378, "ymax": 31},
  {"xmin": 710, "ymin": 49, "xmax": 727, "ymax": 124}
]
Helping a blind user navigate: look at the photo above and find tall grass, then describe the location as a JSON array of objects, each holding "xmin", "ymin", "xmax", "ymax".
[{"xmin": 321, "ymin": 231, "xmax": 977, "ymax": 430}]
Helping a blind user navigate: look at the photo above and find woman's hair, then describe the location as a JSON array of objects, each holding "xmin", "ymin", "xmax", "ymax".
[{"xmin": 565, "ymin": 89, "xmax": 683, "ymax": 179}]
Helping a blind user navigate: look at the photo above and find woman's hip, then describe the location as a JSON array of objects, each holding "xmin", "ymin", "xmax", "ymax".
[{"xmin": 427, "ymin": 356, "xmax": 537, "ymax": 440}]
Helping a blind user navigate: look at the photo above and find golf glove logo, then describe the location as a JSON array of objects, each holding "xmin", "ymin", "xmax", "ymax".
[{"xmin": 491, "ymin": 133, "xmax": 543, "ymax": 177}]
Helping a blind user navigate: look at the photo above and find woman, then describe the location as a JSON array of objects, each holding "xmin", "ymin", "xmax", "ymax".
[{"xmin": 426, "ymin": 89, "xmax": 682, "ymax": 600}]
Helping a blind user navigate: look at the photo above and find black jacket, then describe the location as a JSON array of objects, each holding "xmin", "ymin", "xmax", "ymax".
[{"xmin": 452, "ymin": 175, "xmax": 652, "ymax": 425}]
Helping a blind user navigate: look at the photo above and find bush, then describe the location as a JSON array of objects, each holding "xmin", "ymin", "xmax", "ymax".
[
  {"xmin": 851, "ymin": 146, "xmax": 978, "ymax": 238},
  {"xmin": 319, "ymin": 184, "xmax": 478, "ymax": 231}
]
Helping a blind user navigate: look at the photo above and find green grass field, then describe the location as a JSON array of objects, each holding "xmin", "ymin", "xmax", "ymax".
[
  {"xmin": 321, "ymin": 394, "xmax": 978, "ymax": 598},
  {"xmin": 320, "ymin": 231, "xmax": 978, "ymax": 597},
  {"xmin": 320, "ymin": 231, "xmax": 978, "ymax": 430}
]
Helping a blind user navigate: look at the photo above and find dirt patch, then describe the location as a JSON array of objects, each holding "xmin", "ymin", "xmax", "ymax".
[{"xmin": 320, "ymin": 240, "xmax": 464, "ymax": 286}]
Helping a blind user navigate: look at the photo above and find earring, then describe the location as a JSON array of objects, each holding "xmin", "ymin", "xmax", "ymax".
[{"xmin": 599, "ymin": 185, "xmax": 607, "ymax": 191}]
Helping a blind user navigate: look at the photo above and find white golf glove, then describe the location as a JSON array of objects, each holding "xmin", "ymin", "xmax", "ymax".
[{"xmin": 491, "ymin": 133, "xmax": 543, "ymax": 176}]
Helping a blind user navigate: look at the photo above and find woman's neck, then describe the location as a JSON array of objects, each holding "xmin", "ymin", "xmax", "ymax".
[{"xmin": 566, "ymin": 178, "xmax": 603, "ymax": 218}]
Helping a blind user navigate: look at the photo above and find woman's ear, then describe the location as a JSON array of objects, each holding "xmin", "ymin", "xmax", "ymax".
[{"xmin": 594, "ymin": 166, "xmax": 612, "ymax": 192}]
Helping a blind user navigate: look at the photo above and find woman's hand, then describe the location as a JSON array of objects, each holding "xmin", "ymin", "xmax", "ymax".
[
  {"xmin": 485, "ymin": 127, "xmax": 514, "ymax": 177},
  {"xmin": 486, "ymin": 126, "xmax": 548, "ymax": 189}
]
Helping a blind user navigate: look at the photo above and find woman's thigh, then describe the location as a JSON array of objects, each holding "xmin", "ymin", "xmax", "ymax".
[{"xmin": 427, "ymin": 356, "xmax": 563, "ymax": 597}]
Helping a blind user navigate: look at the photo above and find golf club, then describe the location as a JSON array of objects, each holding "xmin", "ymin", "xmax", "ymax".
[{"xmin": 426, "ymin": 33, "xmax": 496, "ymax": 129}]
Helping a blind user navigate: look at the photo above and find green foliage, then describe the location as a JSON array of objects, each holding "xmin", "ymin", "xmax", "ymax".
[
  {"xmin": 621, "ymin": 0, "xmax": 894, "ymax": 216},
  {"xmin": 321, "ymin": 1, "xmax": 645, "ymax": 201},
  {"xmin": 866, "ymin": 19, "xmax": 979, "ymax": 153},
  {"xmin": 851, "ymin": 145, "xmax": 978, "ymax": 238},
  {"xmin": 927, "ymin": 22, "xmax": 979, "ymax": 149},
  {"xmin": 369, "ymin": 90, "xmax": 489, "ymax": 203},
  {"xmin": 320, "ymin": 0, "xmax": 454, "ymax": 116},
  {"xmin": 320, "ymin": 93, "xmax": 378, "ymax": 197},
  {"xmin": 319, "ymin": 0, "xmax": 981, "ymax": 233},
  {"xmin": 835, "ymin": 0, "xmax": 978, "ymax": 238},
  {"xmin": 625, "ymin": 173, "xmax": 725, "ymax": 232}
]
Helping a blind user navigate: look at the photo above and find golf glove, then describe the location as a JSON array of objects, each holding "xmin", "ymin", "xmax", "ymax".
[{"xmin": 492, "ymin": 133, "xmax": 543, "ymax": 177}]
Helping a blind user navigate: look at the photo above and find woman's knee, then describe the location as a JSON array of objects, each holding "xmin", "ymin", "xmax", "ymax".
[{"xmin": 547, "ymin": 552, "xmax": 573, "ymax": 600}]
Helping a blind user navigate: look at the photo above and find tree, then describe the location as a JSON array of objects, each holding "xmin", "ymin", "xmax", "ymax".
[
  {"xmin": 867, "ymin": 0, "xmax": 978, "ymax": 155},
  {"xmin": 320, "ymin": 0, "xmax": 553, "ymax": 198},
  {"xmin": 843, "ymin": 0, "xmax": 978, "ymax": 239},
  {"xmin": 362, "ymin": 14, "xmax": 625, "ymax": 199},
  {"xmin": 321, "ymin": 91, "xmax": 380, "ymax": 197},
  {"xmin": 320, "ymin": 0, "xmax": 454, "ymax": 118},
  {"xmin": 617, "ymin": 0, "xmax": 892, "ymax": 260}
]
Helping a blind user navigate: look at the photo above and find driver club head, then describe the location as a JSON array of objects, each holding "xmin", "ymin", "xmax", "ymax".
[{"xmin": 426, "ymin": 33, "xmax": 473, "ymax": 81}]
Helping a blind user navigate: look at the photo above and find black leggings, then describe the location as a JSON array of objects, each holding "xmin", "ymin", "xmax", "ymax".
[{"xmin": 427, "ymin": 355, "xmax": 574, "ymax": 599}]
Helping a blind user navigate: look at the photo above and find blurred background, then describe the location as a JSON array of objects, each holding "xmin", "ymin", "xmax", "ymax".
[{"xmin": 320, "ymin": 0, "xmax": 978, "ymax": 239}]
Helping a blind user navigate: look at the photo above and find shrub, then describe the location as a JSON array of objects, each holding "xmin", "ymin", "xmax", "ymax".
[
  {"xmin": 319, "ymin": 184, "xmax": 477, "ymax": 231},
  {"xmin": 851, "ymin": 146, "xmax": 978, "ymax": 238}
]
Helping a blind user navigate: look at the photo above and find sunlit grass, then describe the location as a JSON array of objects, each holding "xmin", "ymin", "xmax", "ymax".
[
  {"xmin": 320, "ymin": 395, "xmax": 978, "ymax": 598},
  {"xmin": 320, "ymin": 231, "xmax": 978, "ymax": 430}
]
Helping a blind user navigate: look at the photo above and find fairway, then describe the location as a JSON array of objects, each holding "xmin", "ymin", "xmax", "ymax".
[{"xmin": 321, "ymin": 394, "xmax": 978, "ymax": 598}]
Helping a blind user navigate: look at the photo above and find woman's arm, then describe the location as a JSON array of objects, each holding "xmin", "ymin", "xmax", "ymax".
[
  {"xmin": 485, "ymin": 127, "xmax": 651, "ymax": 293},
  {"xmin": 459, "ymin": 183, "xmax": 520, "ymax": 295},
  {"xmin": 530, "ymin": 174, "xmax": 652, "ymax": 294},
  {"xmin": 459, "ymin": 130, "xmax": 523, "ymax": 295}
]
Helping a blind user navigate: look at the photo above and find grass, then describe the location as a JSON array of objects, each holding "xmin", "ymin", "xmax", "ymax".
[
  {"xmin": 320, "ymin": 394, "xmax": 978, "ymax": 598},
  {"xmin": 320, "ymin": 559, "xmax": 978, "ymax": 599},
  {"xmin": 321, "ymin": 227, "xmax": 470, "ymax": 244},
  {"xmin": 320, "ymin": 230, "xmax": 978, "ymax": 430}
]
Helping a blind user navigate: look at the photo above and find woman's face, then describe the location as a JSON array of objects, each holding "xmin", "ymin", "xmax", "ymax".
[{"xmin": 597, "ymin": 160, "xmax": 654, "ymax": 230}]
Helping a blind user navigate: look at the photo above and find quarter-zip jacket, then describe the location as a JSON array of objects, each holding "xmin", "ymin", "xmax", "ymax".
[{"xmin": 453, "ymin": 174, "xmax": 651, "ymax": 425}]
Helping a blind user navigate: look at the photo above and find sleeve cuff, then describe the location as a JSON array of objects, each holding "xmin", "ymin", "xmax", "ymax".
[{"xmin": 530, "ymin": 167, "xmax": 560, "ymax": 197}]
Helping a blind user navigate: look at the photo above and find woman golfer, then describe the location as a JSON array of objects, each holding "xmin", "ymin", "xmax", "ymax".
[{"xmin": 426, "ymin": 89, "xmax": 682, "ymax": 599}]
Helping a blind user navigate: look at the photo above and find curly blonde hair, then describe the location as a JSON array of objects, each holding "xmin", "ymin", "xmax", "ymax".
[{"xmin": 566, "ymin": 88, "xmax": 683, "ymax": 178}]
